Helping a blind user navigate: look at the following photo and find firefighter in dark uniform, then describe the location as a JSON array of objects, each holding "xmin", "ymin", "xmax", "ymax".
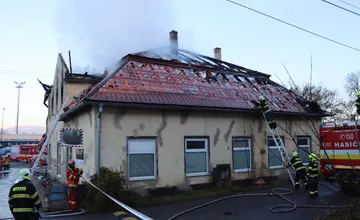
[
  {"xmin": 356, "ymin": 92, "xmax": 360, "ymax": 115},
  {"xmin": 288, "ymin": 151, "xmax": 307, "ymax": 190},
  {"xmin": 307, "ymin": 153, "xmax": 319, "ymax": 197},
  {"xmin": 8, "ymin": 168, "xmax": 41, "ymax": 220},
  {"xmin": 258, "ymin": 96, "xmax": 277, "ymax": 129}
]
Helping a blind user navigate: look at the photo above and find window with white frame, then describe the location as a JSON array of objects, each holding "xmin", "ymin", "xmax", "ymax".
[
  {"xmin": 185, "ymin": 138, "xmax": 209, "ymax": 176},
  {"xmin": 297, "ymin": 136, "xmax": 311, "ymax": 164},
  {"xmin": 128, "ymin": 138, "xmax": 156, "ymax": 181},
  {"xmin": 233, "ymin": 137, "xmax": 252, "ymax": 172},
  {"xmin": 268, "ymin": 136, "xmax": 285, "ymax": 169}
]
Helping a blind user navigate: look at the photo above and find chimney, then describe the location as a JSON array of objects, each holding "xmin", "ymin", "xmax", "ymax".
[
  {"xmin": 169, "ymin": 30, "xmax": 178, "ymax": 54},
  {"xmin": 214, "ymin": 47, "xmax": 221, "ymax": 60}
]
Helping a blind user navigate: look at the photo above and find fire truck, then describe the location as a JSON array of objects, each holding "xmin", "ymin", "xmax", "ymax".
[
  {"xmin": 17, "ymin": 144, "xmax": 39, "ymax": 162},
  {"xmin": 319, "ymin": 121, "xmax": 360, "ymax": 181}
]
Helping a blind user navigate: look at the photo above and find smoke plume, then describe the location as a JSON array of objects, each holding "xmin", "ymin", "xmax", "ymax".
[{"xmin": 53, "ymin": 0, "xmax": 175, "ymax": 74}]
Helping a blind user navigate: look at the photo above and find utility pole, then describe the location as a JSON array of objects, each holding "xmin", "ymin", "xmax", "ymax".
[
  {"xmin": 1, "ymin": 108, "xmax": 4, "ymax": 140},
  {"xmin": 14, "ymin": 81, "xmax": 25, "ymax": 134}
]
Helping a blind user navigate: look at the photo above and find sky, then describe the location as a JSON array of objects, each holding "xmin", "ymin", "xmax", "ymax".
[{"xmin": 0, "ymin": 0, "xmax": 358, "ymax": 133}]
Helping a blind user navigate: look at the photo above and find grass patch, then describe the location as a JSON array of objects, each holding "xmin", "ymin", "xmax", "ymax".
[{"xmin": 134, "ymin": 179, "xmax": 287, "ymax": 207}]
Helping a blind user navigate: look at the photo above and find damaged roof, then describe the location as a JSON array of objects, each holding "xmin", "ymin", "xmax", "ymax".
[{"xmin": 62, "ymin": 45, "xmax": 325, "ymax": 119}]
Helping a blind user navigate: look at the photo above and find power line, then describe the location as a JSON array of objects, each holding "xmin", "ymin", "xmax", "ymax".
[
  {"xmin": 335, "ymin": 0, "xmax": 360, "ymax": 10},
  {"xmin": 223, "ymin": 0, "xmax": 360, "ymax": 52},
  {"xmin": 321, "ymin": 0, "xmax": 360, "ymax": 17}
]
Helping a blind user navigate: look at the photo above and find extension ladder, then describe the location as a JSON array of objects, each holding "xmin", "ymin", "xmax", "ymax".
[
  {"xmin": 262, "ymin": 113, "xmax": 295, "ymax": 186},
  {"xmin": 32, "ymin": 94, "xmax": 70, "ymax": 169}
]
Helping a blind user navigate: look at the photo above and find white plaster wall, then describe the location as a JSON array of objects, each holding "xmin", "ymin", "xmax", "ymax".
[{"xmin": 97, "ymin": 107, "xmax": 320, "ymax": 192}]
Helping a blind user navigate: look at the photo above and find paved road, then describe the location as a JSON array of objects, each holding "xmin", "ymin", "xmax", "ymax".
[
  {"xmin": 0, "ymin": 164, "xmax": 348, "ymax": 220},
  {"xmin": 0, "ymin": 162, "xmax": 31, "ymax": 219},
  {"xmin": 139, "ymin": 181, "xmax": 346, "ymax": 220}
]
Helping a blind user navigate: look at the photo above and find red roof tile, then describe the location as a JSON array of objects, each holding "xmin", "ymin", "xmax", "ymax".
[{"xmin": 85, "ymin": 59, "xmax": 307, "ymax": 113}]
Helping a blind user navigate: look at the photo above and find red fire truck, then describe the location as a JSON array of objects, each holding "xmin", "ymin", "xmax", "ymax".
[
  {"xmin": 17, "ymin": 144, "xmax": 39, "ymax": 162},
  {"xmin": 319, "ymin": 121, "xmax": 360, "ymax": 179}
]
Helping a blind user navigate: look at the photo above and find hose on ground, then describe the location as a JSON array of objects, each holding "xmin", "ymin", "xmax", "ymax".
[
  {"xmin": 167, "ymin": 188, "xmax": 349, "ymax": 220},
  {"xmin": 39, "ymin": 209, "xmax": 86, "ymax": 218}
]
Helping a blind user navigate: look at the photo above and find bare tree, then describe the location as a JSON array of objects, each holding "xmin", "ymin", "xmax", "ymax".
[
  {"xmin": 344, "ymin": 72, "xmax": 360, "ymax": 98},
  {"xmin": 288, "ymin": 81, "xmax": 344, "ymax": 117}
]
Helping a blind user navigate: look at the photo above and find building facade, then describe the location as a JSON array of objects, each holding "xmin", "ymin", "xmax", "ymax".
[{"xmin": 46, "ymin": 30, "xmax": 325, "ymax": 194}]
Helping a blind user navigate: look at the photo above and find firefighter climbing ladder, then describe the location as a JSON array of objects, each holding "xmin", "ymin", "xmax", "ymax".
[
  {"xmin": 32, "ymin": 94, "xmax": 70, "ymax": 170},
  {"xmin": 262, "ymin": 113, "xmax": 295, "ymax": 186}
]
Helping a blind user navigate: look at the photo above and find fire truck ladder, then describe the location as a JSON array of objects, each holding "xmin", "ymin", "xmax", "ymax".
[
  {"xmin": 262, "ymin": 113, "xmax": 295, "ymax": 186},
  {"xmin": 32, "ymin": 94, "xmax": 70, "ymax": 170}
]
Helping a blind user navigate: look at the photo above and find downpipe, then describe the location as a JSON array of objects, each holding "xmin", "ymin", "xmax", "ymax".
[{"xmin": 96, "ymin": 103, "xmax": 103, "ymax": 176}]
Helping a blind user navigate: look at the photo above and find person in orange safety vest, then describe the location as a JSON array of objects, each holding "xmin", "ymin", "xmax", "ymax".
[{"xmin": 67, "ymin": 160, "xmax": 83, "ymax": 211}]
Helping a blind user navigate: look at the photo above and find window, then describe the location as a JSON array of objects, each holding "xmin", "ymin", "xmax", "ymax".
[
  {"xmin": 233, "ymin": 137, "xmax": 252, "ymax": 172},
  {"xmin": 57, "ymin": 142, "xmax": 61, "ymax": 175},
  {"xmin": 268, "ymin": 136, "xmax": 285, "ymax": 169},
  {"xmin": 297, "ymin": 136, "xmax": 311, "ymax": 164},
  {"xmin": 128, "ymin": 138, "xmax": 156, "ymax": 181},
  {"xmin": 185, "ymin": 138, "xmax": 209, "ymax": 176}
]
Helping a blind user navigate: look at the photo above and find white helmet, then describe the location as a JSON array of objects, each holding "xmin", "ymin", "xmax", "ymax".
[{"xmin": 259, "ymin": 96, "xmax": 265, "ymax": 101}]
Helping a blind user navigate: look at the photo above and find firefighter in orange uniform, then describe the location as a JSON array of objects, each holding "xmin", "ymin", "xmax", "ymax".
[
  {"xmin": 0, "ymin": 156, "xmax": 3, "ymax": 171},
  {"xmin": 67, "ymin": 160, "xmax": 83, "ymax": 211},
  {"xmin": 4, "ymin": 155, "xmax": 10, "ymax": 170}
]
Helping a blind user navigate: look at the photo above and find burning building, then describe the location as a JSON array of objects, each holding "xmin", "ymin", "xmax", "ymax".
[{"xmin": 45, "ymin": 30, "xmax": 326, "ymax": 194}]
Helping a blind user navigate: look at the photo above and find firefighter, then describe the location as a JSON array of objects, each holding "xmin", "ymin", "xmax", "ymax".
[
  {"xmin": 288, "ymin": 151, "xmax": 307, "ymax": 190},
  {"xmin": 257, "ymin": 96, "xmax": 277, "ymax": 129},
  {"xmin": 8, "ymin": 168, "xmax": 41, "ymax": 220},
  {"xmin": 4, "ymin": 155, "xmax": 10, "ymax": 170},
  {"xmin": 307, "ymin": 153, "xmax": 319, "ymax": 197},
  {"xmin": 356, "ymin": 92, "xmax": 360, "ymax": 115},
  {"xmin": 67, "ymin": 160, "xmax": 83, "ymax": 211},
  {"xmin": 0, "ymin": 156, "xmax": 4, "ymax": 171}
]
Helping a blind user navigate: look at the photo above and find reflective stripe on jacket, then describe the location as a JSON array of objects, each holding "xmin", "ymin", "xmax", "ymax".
[
  {"xmin": 290, "ymin": 156, "xmax": 305, "ymax": 171},
  {"xmin": 258, "ymin": 100, "xmax": 271, "ymax": 114},
  {"xmin": 307, "ymin": 160, "xmax": 319, "ymax": 178},
  {"xmin": 67, "ymin": 167, "xmax": 82, "ymax": 187},
  {"xmin": 8, "ymin": 178, "xmax": 41, "ymax": 215}
]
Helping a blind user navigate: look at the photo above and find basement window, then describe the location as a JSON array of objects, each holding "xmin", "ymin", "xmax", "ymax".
[{"xmin": 128, "ymin": 138, "xmax": 157, "ymax": 181}]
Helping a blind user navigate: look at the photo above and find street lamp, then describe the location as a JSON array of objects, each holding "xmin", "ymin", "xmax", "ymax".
[
  {"xmin": 14, "ymin": 81, "xmax": 25, "ymax": 134},
  {"xmin": 1, "ymin": 108, "xmax": 4, "ymax": 139}
]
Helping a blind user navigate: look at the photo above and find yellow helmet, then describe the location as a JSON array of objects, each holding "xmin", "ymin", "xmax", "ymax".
[
  {"xmin": 309, "ymin": 153, "xmax": 316, "ymax": 161},
  {"xmin": 292, "ymin": 151, "xmax": 298, "ymax": 157},
  {"xmin": 356, "ymin": 92, "xmax": 360, "ymax": 97}
]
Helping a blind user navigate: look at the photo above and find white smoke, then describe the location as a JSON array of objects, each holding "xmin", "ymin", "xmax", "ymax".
[{"xmin": 52, "ymin": 0, "xmax": 175, "ymax": 74}]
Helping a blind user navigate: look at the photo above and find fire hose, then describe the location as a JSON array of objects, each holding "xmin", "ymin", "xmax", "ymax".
[{"xmin": 167, "ymin": 188, "xmax": 349, "ymax": 220}]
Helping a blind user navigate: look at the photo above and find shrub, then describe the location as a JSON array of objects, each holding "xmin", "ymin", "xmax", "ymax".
[{"xmin": 78, "ymin": 167, "xmax": 137, "ymax": 213}]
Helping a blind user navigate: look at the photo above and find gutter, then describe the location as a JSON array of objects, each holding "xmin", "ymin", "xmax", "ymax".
[
  {"xmin": 96, "ymin": 103, "xmax": 103, "ymax": 176},
  {"xmin": 84, "ymin": 100, "xmax": 327, "ymax": 118}
]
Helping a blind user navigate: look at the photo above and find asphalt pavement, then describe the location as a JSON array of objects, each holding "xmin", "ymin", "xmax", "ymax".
[
  {"xmin": 0, "ymin": 162, "xmax": 29, "ymax": 219},
  {"xmin": 138, "ymin": 181, "xmax": 347, "ymax": 220},
  {"xmin": 0, "ymin": 163, "xmax": 349, "ymax": 220}
]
